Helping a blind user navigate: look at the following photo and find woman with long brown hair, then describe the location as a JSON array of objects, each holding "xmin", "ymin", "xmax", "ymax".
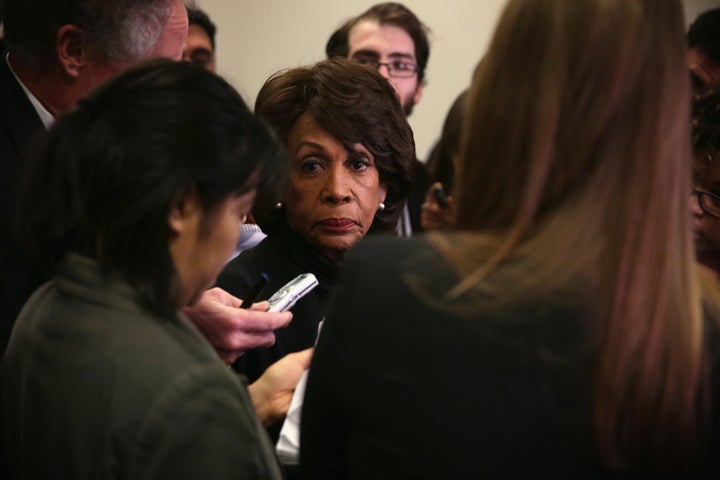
[{"xmin": 301, "ymin": 1, "xmax": 720, "ymax": 477}]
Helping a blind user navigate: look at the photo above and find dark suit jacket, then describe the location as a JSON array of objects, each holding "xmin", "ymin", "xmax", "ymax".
[
  {"xmin": 301, "ymin": 235, "xmax": 720, "ymax": 479},
  {"xmin": 0, "ymin": 53, "xmax": 49, "ymax": 355}
]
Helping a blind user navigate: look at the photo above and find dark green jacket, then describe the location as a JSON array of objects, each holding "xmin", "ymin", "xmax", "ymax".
[{"xmin": 1, "ymin": 253, "xmax": 282, "ymax": 479}]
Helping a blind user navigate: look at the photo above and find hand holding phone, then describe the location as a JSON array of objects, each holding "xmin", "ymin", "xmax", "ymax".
[
  {"xmin": 433, "ymin": 184, "xmax": 449, "ymax": 208},
  {"xmin": 267, "ymin": 273, "xmax": 319, "ymax": 312}
]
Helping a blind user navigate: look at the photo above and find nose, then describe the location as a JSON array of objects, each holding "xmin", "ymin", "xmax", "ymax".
[
  {"xmin": 322, "ymin": 165, "xmax": 352, "ymax": 205},
  {"xmin": 376, "ymin": 63, "xmax": 392, "ymax": 80}
]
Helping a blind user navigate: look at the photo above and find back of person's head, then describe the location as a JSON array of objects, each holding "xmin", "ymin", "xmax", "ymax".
[
  {"xmin": 425, "ymin": 88, "xmax": 468, "ymax": 193},
  {"xmin": 325, "ymin": 2, "xmax": 430, "ymax": 84},
  {"xmin": 187, "ymin": 5, "xmax": 216, "ymax": 49},
  {"xmin": 1, "ymin": 0, "xmax": 173, "ymax": 67},
  {"xmin": 445, "ymin": 0, "xmax": 703, "ymax": 473},
  {"xmin": 22, "ymin": 58, "xmax": 284, "ymax": 314},
  {"xmin": 253, "ymin": 57, "xmax": 415, "ymax": 234}
]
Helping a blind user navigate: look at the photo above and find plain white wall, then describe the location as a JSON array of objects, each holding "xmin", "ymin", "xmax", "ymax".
[{"xmin": 195, "ymin": 0, "xmax": 719, "ymax": 162}]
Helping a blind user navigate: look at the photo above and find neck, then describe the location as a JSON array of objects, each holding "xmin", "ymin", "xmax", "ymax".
[
  {"xmin": 8, "ymin": 53, "xmax": 82, "ymax": 117},
  {"xmin": 321, "ymin": 248, "xmax": 346, "ymax": 264}
]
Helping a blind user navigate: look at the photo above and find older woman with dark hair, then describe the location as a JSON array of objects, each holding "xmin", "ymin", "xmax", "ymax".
[
  {"xmin": 1, "ymin": 59, "xmax": 299, "ymax": 478},
  {"xmin": 217, "ymin": 58, "xmax": 415, "ymax": 412}
]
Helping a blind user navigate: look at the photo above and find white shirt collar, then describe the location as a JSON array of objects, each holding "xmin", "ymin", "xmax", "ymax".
[{"xmin": 5, "ymin": 53, "xmax": 55, "ymax": 129}]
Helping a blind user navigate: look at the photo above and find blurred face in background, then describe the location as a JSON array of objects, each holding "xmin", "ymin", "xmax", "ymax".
[
  {"xmin": 182, "ymin": 23, "xmax": 215, "ymax": 71},
  {"xmin": 283, "ymin": 113, "xmax": 387, "ymax": 263},
  {"xmin": 347, "ymin": 20, "xmax": 423, "ymax": 116}
]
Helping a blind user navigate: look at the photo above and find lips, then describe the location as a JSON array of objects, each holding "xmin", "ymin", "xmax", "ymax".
[{"xmin": 316, "ymin": 218, "xmax": 357, "ymax": 233}]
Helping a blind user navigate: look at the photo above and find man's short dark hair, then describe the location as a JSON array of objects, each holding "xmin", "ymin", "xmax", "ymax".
[
  {"xmin": 187, "ymin": 5, "xmax": 216, "ymax": 50},
  {"xmin": 1, "ymin": 0, "xmax": 173, "ymax": 66},
  {"xmin": 325, "ymin": 2, "xmax": 430, "ymax": 84},
  {"xmin": 688, "ymin": 8, "xmax": 720, "ymax": 66}
]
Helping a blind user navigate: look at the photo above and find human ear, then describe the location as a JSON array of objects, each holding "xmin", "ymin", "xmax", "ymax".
[
  {"xmin": 378, "ymin": 181, "xmax": 388, "ymax": 205},
  {"xmin": 168, "ymin": 187, "xmax": 202, "ymax": 236},
  {"xmin": 56, "ymin": 25, "xmax": 86, "ymax": 78}
]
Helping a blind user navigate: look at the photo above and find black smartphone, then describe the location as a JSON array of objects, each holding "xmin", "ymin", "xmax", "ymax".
[{"xmin": 433, "ymin": 184, "xmax": 449, "ymax": 208}]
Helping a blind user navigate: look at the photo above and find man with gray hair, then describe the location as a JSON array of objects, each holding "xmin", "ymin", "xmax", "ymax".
[{"xmin": 0, "ymin": 0, "xmax": 189, "ymax": 354}]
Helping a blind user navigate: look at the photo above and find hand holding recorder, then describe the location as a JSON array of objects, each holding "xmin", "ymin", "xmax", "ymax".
[
  {"xmin": 183, "ymin": 286, "xmax": 293, "ymax": 364},
  {"xmin": 420, "ymin": 182, "xmax": 455, "ymax": 231}
]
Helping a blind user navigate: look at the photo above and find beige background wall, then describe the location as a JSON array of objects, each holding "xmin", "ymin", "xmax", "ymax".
[{"xmin": 195, "ymin": 0, "xmax": 719, "ymax": 161}]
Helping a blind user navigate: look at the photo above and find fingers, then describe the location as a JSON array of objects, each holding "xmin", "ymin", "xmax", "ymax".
[
  {"xmin": 287, "ymin": 347, "xmax": 314, "ymax": 370},
  {"xmin": 216, "ymin": 330, "xmax": 278, "ymax": 364},
  {"xmin": 205, "ymin": 287, "xmax": 243, "ymax": 308},
  {"xmin": 425, "ymin": 181, "xmax": 444, "ymax": 203},
  {"xmin": 241, "ymin": 308, "xmax": 292, "ymax": 332}
]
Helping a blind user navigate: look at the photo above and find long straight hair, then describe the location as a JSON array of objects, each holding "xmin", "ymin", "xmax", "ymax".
[{"xmin": 434, "ymin": 0, "xmax": 706, "ymax": 470}]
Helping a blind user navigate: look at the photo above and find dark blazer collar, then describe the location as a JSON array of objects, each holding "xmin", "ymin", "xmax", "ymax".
[{"xmin": 0, "ymin": 54, "xmax": 47, "ymax": 163}]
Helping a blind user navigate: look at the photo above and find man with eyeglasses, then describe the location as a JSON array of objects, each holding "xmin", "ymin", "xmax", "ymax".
[
  {"xmin": 326, "ymin": 2, "xmax": 432, "ymax": 236},
  {"xmin": 691, "ymin": 88, "xmax": 720, "ymax": 276}
]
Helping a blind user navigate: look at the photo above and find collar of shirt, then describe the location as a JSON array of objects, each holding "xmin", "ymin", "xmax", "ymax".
[{"xmin": 5, "ymin": 52, "xmax": 55, "ymax": 129}]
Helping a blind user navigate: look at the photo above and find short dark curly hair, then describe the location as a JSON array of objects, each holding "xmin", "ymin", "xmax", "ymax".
[
  {"xmin": 692, "ymin": 89, "xmax": 720, "ymax": 167},
  {"xmin": 253, "ymin": 57, "xmax": 416, "ymax": 234}
]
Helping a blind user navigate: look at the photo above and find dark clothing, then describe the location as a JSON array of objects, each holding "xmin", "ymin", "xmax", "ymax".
[
  {"xmin": 219, "ymin": 220, "xmax": 338, "ymax": 370},
  {"xmin": 217, "ymin": 221, "xmax": 339, "ymax": 443},
  {"xmin": 218, "ymin": 221, "xmax": 338, "ymax": 386},
  {"xmin": 1, "ymin": 253, "xmax": 282, "ymax": 479},
  {"xmin": 0, "ymin": 54, "xmax": 50, "ymax": 355},
  {"xmin": 301, "ymin": 235, "xmax": 720, "ymax": 479},
  {"xmin": 406, "ymin": 159, "xmax": 431, "ymax": 234}
]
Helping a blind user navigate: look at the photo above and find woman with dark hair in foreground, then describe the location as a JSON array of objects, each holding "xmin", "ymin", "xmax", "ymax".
[{"xmin": 0, "ymin": 59, "xmax": 298, "ymax": 479}]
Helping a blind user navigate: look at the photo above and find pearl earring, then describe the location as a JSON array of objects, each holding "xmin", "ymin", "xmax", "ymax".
[
  {"xmin": 378, "ymin": 202, "xmax": 386, "ymax": 211},
  {"xmin": 275, "ymin": 202, "xmax": 283, "ymax": 209}
]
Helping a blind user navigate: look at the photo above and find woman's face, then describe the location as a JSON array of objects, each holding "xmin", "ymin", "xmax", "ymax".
[
  {"xmin": 284, "ymin": 113, "xmax": 387, "ymax": 263},
  {"xmin": 170, "ymin": 188, "xmax": 256, "ymax": 307}
]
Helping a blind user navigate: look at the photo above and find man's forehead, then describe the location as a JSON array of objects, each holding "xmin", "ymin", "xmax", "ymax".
[{"xmin": 347, "ymin": 20, "xmax": 416, "ymax": 59}]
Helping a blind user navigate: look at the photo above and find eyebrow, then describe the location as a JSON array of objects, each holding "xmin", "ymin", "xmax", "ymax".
[
  {"xmin": 351, "ymin": 49, "xmax": 415, "ymax": 61},
  {"xmin": 188, "ymin": 47, "xmax": 213, "ymax": 56},
  {"xmin": 294, "ymin": 141, "xmax": 326, "ymax": 155},
  {"xmin": 294, "ymin": 140, "xmax": 372, "ymax": 159}
]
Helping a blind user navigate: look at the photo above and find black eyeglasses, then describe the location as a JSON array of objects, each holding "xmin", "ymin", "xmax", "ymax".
[
  {"xmin": 353, "ymin": 59, "xmax": 419, "ymax": 78},
  {"xmin": 691, "ymin": 185, "xmax": 720, "ymax": 218}
]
